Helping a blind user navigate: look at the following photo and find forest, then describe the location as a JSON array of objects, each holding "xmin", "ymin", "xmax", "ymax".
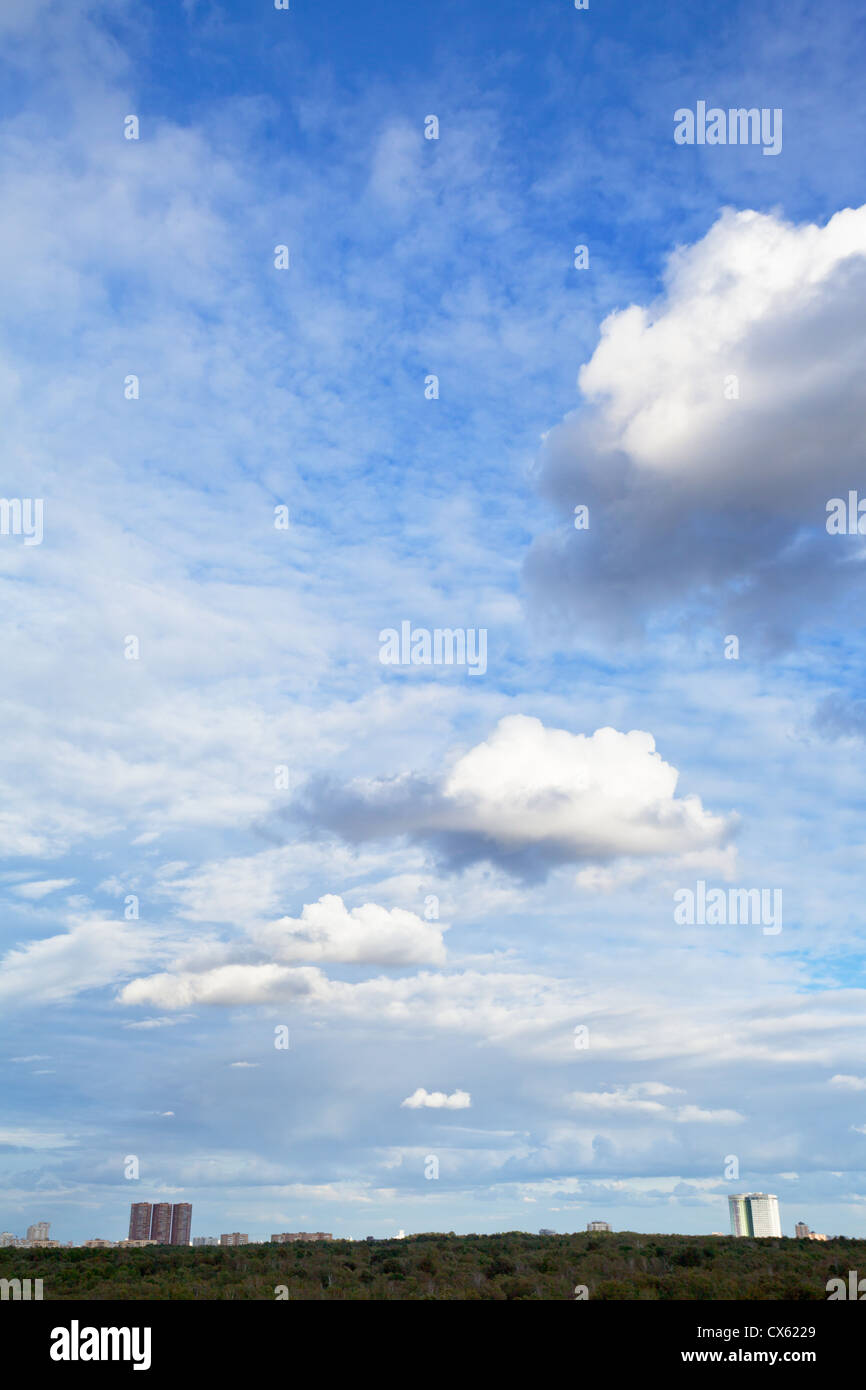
[{"xmin": 3, "ymin": 1231, "xmax": 864, "ymax": 1300}]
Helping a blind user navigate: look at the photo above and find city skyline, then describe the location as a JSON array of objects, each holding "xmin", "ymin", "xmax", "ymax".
[{"xmin": 3, "ymin": 1199, "xmax": 851, "ymax": 1247}]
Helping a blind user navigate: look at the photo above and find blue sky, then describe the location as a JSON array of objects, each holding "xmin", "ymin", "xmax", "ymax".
[{"xmin": 2, "ymin": 0, "xmax": 866, "ymax": 1246}]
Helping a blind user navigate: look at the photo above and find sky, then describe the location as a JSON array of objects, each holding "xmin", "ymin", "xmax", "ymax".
[{"xmin": 2, "ymin": 0, "xmax": 866, "ymax": 1244}]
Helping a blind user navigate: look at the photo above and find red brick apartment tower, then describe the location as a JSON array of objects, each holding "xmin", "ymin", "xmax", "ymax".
[
  {"xmin": 128, "ymin": 1203, "xmax": 152, "ymax": 1241},
  {"xmin": 170, "ymin": 1203, "xmax": 192, "ymax": 1246},
  {"xmin": 150, "ymin": 1203, "xmax": 172, "ymax": 1243}
]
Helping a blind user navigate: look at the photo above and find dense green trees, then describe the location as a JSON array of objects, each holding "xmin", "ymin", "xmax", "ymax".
[{"xmin": 1, "ymin": 1232, "xmax": 861, "ymax": 1300}]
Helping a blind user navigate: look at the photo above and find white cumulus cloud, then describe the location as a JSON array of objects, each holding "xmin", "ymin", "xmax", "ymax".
[
  {"xmin": 401, "ymin": 1088, "xmax": 471, "ymax": 1110},
  {"xmin": 252, "ymin": 894, "xmax": 446, "ymax": 966},
  {"xmin": 442, "ymin": 715, "xmax": 731, "ymax": 862},
  {"xmin": 303, "ymin": 714, "xmax": 732, "ymax": 876},
  {"xmin": 528, "ymin": 203, "xmax": 866, "ymax": 648}
]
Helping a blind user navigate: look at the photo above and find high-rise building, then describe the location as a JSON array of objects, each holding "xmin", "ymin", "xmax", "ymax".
[
  {"xmin": 0, "ymin": 1233, "xmax": 18, "ymax": 1247},
  {"xmin": 150, "ymin": 1203, "xmax": 172, "ymax": 1244},
  {"xmin": 26, "ymin": 1222, "xmax": 50, "ymax": 1242},
  {"xmin": 220, "ymin": 1233, "xmax": 249, "ymax": 1246},
  {"xmin": 729, "ymin": 1193, "xmax": 782, "ymax": 1237},
  {"xmin": 729, "ymin": 1194, "xmax": 751, "ymax": 1236},
  {"xmin": 749, "ymin": 1194, "xmax": 782, "ymax": 1237},
  {"xmin": 130, "ymin": 1201, "xmax": 190, "ymax": 1244},
  {"xmin": 129, "ymin": 1203, "xmax": 152, "ymax": 1241},
  {"xmin": 170, "ymin": 1203, "xmax": 192, "ymax": 1246}
]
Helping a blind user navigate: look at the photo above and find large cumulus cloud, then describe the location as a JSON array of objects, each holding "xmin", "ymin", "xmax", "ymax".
[
  {"xmin": 525, "ymin": 203, "xmax": 866, "ymax": 648},
  {"xmin": 296, "ymin": 714, "xmax": 733, "ymax": 878}
]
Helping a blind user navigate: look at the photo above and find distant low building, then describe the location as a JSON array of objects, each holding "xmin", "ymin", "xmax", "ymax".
[
  {"xmin": 587, "ymin": 1221, "xmax": 612, "ymax": 1233},
  {"xmin": 0, "ymin": 1234, "xmax": 17, "ymax": 1248},
  {"xmin": 193, "ymin": 1237, "xmax": 220, "ymax": 1247},
  {"xmin": 220, "ymin": 1233, "xmax": 249, "ymax": 1246},
  {"xmin": 270, "ymin": 1232, "xmax": 333, "ymax": 1243},
  {"xmin": 796, "ymin": 1222, "xmax": 828, "ymax": 1241},
  {"xmin": 117, "ymin": 1239, "xmax": 157, "ymax": 1248},
  {"xmin": 81, "ymin": 1239, "xmax": 116, "ymax": 1248},
  {"xmin": 539, "ymin": 1228, "xmax": 556, "ymax": 1236}
]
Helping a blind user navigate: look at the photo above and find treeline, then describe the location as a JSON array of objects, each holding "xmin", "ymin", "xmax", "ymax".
[{"xmin": 3, "ymin": 1231, "xmax": 865, "ymax": 1300}]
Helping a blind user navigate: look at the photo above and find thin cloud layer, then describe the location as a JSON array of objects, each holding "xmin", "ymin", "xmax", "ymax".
[
  {"xmin": 567, "ymin": 1084, "xmax": 744, "ymax": 1125},
  {"xmin": 119, "ymin": 963, "xmax": 327, "ymax": 1011},
  {"xmin": 0, "ymin": 917, "xmax": 162, "ymax": 1008}
]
